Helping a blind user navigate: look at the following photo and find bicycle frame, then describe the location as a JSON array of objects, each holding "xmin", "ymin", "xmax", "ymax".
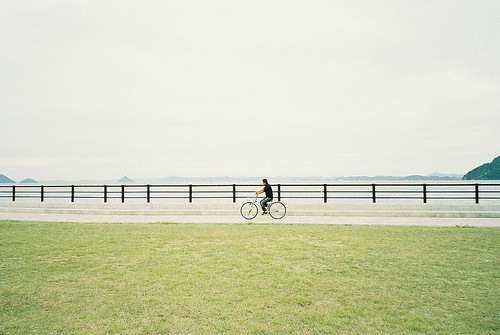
[{"xmin": 249, "ymin": 194, "xmax": 272, "ymax": 209}]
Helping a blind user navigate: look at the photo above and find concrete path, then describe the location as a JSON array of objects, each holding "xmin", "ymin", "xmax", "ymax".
[{"xmin": 1, "ymin": 202, "xmax": 499, "ymax": 227}]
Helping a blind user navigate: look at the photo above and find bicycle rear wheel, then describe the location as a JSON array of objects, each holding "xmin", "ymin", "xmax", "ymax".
[
  {"xmin": 269, "ymin": 202, "xmax": 286, "ymax": 219},
  {"xmin": 240, "ymin": 202, "xmax": 259, "ymax": 220}
]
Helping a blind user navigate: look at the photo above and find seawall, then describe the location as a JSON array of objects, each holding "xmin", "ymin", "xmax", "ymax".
[{"xmin": 1, "ymin": 202, "xmax": 499, "ymax": 227}]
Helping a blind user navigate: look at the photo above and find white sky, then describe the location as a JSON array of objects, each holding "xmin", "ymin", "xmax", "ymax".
[{"xmin": 1, "ymin": 0, "xmax": 499, "ymax": 181}]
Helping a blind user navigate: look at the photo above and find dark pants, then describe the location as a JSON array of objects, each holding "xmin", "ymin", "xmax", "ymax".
[{"xmin": 260, "ymin": 197, "xmax": 272, "ymax": 212}]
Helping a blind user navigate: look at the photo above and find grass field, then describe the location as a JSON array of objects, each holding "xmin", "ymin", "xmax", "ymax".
[{"xmin": 0, "ymin": 221, "xmax": 499, "ymax": 334}]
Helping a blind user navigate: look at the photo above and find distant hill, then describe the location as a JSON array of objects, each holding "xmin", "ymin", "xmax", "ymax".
[
  {"xmin": 463, "ymin": 156, "xmax": 500, "ymax": 180},
  {"xmin": 0, "ymin": 174, "xmax": 15, "ymax": 183},
  {"xmin": 19, "ymin": 178, "xmax": 38, "ymax": 184},
  {"xmin": 118, "ymin": 176, "xmax": 134, "ymax": 183},
  {"xmin": 139, "ymin": 174, "xmax": 462, "ymax": 183},
  {"xmin": 338, "ymin": 175, "xmax": 461, "ymax": 181}
]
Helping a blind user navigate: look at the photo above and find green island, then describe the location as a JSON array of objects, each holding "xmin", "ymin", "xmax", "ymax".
[{"xmin": 463, "ymin": 156, "xmax": 500, "ymax": 180}]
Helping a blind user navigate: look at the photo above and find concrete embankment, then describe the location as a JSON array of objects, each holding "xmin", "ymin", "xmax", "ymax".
[{"xmin": 1, "ymin": 202, "xmax": 499, "ymax": 227}]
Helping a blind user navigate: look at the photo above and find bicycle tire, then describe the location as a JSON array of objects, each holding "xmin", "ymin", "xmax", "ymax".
[
  {"xmin": 240, "ymin": 202, "xmax": 259, "ymax": 220},
  {"xmin": 269, "ymin": 202, "xmax": 286, "ymax": 219}
]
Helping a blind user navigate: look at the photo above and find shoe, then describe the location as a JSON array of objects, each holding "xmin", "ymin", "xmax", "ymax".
[{"xmin": 261, "ymin": 211, "xmax": 268, "ymax": 215}]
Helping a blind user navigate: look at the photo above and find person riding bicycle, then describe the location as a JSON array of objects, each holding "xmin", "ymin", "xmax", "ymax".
[{"xmin": 256, "ymin": 179, "xmax": 273, "ymax": 214}]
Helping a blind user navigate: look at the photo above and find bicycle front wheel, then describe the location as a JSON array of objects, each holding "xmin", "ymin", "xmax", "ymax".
[
  {"xmin": 269, "ymin": 202, "xmax": 286, "ymax": 219},
  {"xmin": 240, "ymin": 202, "xmax": 259, "ymax": 220}
]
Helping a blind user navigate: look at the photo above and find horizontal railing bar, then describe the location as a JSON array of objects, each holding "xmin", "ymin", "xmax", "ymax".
[
  {"xmin": 192, "ymin": 196, "xmax": 234, "ymax": 199},
  {"xmin": 331, "ymin": 197, "xmax": 375, "ymax": 200},
  {"xmin": 148, "ymin": 197, "xmax": 189, "ymax": 199},
  {"xmin": 426, "ymin": 190, "xmax": 476, "ymax": 193},
  {"xmin": 425, "ymin": 197, "xmax": 481, "ymax": 200},
  {"xmin": 38, "ymin": 193, "xmax": 73, "ymax": 195},
  {"xmin": 3, "ymin": 196, "xmax": 37, "ymax": 198},
  {"xmin": 373, "ymin": 197, "xmax": 429, "ymax": 199},
  {"xmin": 189, "ymin": 191, "xmax": 235, "ymax": 194},
  {"xmin": 280, "ymin": 198, "xmax": 328, "ymax": 200},
  {"xmin": 370, "ymin": 191, "xmax": 423, "ymax": 194},
  {"xmin": 150, "ymin": 191, "xmax": 189, "ymax": 195},
  {"xmin": 278, "ymin": 191, "xmax": 325, "ymax": 193},
  {"xmin": 34, "ymin": 196, "xmax": 68, "ymax": 200},
  {"xmin": 70, "ymin": 192, "xmax": 106, "ymax": 195}
]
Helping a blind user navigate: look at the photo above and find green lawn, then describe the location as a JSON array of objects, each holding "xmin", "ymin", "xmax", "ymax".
[{"xmin": 0, "ymin": 221, "xmax": 498, "ymax": 334}]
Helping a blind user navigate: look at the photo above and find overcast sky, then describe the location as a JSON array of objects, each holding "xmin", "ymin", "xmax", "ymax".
[{"xmin": 1, "ymin": 0, "xmax": 499, "ymax": 181}]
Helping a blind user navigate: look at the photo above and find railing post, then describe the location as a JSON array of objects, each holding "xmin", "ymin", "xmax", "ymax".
[
  {"xmin": 12, "ymin": 185, "xmax": 15, "ymax": 202},
  {"xmin": 71, "ymin": 185, "xmax": 75, "ymax": 203},
  {"xmin": 372, "ymin": 184, "xmax": 376, "ymax": 203},
  {"xmin": 278, "ymin": 184, "xmax": 281, "ymax": 202},
  {"xmin": 147, "ymin": 184, "xmax": 151, "ymax": 203},
  {"xmin": 232, "ymin": 184, "xmax": 236, "ymax": 203},
  {"xmin": 41, "ymin": 185, "xmax": 44, "ymax": 202},
  {"xmin": 423, "ymin": 184, "xmax": 427, "ymax": 204},
  {"xmin": 189, "ymin": 184, "xmax": 193, "ymax": 203},
  {"xmin": 323, "ymin": 184, "xmax": 327, "ymax": 203},
  {"xmin": 121, "ymin": 185, "xmax": 125, "ymax": 203},
  {"xmin": 475, "ymin": 184, "xmax": 479, "ymax": 204},
  {"xmin": 104, "ymin": 185, "xmax": 107, "ymax": 203}
]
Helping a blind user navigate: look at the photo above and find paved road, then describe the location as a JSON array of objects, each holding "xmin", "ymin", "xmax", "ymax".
[{"xmin": 1, "ymin": 210, "xmax": 499, "ymax": 227}]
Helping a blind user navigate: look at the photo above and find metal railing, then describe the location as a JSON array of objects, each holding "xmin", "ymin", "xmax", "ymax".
[{"xmin": 0, "ymin": 183, "xmax": 499, "ymax": 204}]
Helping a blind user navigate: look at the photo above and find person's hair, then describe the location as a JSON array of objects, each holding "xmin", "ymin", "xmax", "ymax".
[{"xmin": 262, "ymin": 178, "xmax": 268, "ymax": 184}]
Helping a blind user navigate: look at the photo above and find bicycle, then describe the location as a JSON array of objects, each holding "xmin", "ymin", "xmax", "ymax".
[{"xmin": 240, "ymin": 195, "xmax": 286, "ymax": 220}]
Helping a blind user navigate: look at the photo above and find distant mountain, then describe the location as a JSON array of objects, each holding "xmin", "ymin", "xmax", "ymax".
[
  {"xmin": 19, "ymin": 178, "xmax": 38, "ymax": 184},
  {"xmin": 118, "ymin": 176, "xmax": 134, "ymax": 183},
  {"xmin": 401, "ymin": 175, "xmax": 461, "ymax": 181},
  {"xmin": 0, "ymin": 174, "xmax": 15, "ymax": 183},
  {"xmin": 463, "ymin": 156, "xmax": 500, "ymax": 180},
  {"xmin": 138, "ymin": 174, "xmax": 462, "ymax": 183},
  {"xmin": 337, "ymin": 174, "xmax": 461, "ymax": 181},
  {"xmin": 428, "ymin": 173, "xmax": 463, "ymax": 178}
]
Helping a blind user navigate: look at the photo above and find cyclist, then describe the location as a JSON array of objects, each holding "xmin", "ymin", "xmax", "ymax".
[{"xmin": 256, "ymin": 179, "xmax": 273, "ymax": 214}]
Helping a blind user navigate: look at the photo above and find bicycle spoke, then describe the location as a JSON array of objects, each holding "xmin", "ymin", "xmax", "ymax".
[{"xmin": 240, "ymin": 202, "xmax": 258, "ymax": 220}]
